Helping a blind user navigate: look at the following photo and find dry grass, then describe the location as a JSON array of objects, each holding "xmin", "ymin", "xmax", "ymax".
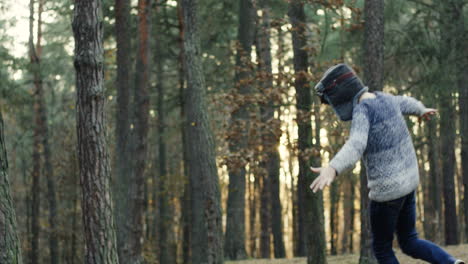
[{"xmin": 226, "ymin": 244, "xmax": 468, "ymax": 264}]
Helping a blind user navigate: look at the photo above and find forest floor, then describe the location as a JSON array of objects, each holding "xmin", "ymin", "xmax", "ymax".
[{"xmin": 226, "ymin": 244, "xmax": 468, "ymax": 264}]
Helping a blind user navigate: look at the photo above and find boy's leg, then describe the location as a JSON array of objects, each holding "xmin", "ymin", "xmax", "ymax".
[
  {"xmin": 370, "ymin": 197, "xmax": 403, "ymax": 264},
  {"xmin": 396, "ymin": 191, "xmax": 457, "ymax": 264}
]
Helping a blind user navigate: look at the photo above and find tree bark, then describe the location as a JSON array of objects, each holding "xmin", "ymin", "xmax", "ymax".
[
  {"xmin": 360, "ymin": 0, "xmax": 384, "ymax": 262},
  {"xmin": 114, "ymin": 0, "xmax": 132, "ymax": 260},
  {"xmin": 72, "ymin": 0, "xmax": 120, "ymax": 263},
  {"xmin": 439, "ymin": 0, "xmax": 460, "ymax": 245},
  {"xmin": 454, "ymin": 1, "xmax": 468, "ymax": 243},
  {"xmin": 0, "ymin": 112, "xmax": 23, "ymax": 264},
  {"xmin": 359, "ymin": 167, "xmax": 377, "ymax": 264},
  {"xmin": 176, "ymin": 2, "xmax": 191, "ymax": 263},
  {"xmin": 289, "ymin": 2, "xmax": 327, "ymax": 263},
  {"xmin": 155, "ymin": 21, "xmax": 177, "ymax": 264},
  {"xmin": 224, "ymin": 0, "xmax": 255, "ymax": 260},
  {"xmin": 363, "ymin": 0, "xmax": 384, "ymax": 92},
  {"xmin": 122, "ymin": 0, "xmax": 153, "ymax": 262},
  {"xmin": 181, "ymin": 0, "xmax": 224, "ymax": 263},
  {"xmin": 28, "ymin": 0, "xmax": 42, "ymax": 262}
]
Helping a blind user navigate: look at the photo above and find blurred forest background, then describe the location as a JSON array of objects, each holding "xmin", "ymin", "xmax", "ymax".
[{"xmin": 0, "ymin": 0, "xmax": 467, "ymax": 264}]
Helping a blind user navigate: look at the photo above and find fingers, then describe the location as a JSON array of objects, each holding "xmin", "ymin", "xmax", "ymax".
[
  {"xmin": 310, "ymin": 175, "xmax": 331, "ymax": 193},
  {"xmin": 310, "ymin": 167, "xmax": 322, "ymax": 173}
]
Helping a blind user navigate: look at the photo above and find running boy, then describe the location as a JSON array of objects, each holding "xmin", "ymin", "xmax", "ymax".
[{"xmin": 309, "ymin": 64, "xmax": 464, "ymax": 264}]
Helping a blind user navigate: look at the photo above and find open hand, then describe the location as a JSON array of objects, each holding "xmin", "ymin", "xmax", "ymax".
[
  {"xmin": 309, "ymin": 166, "xmax": 336, "ymax": 193},
  {"xmin": 419, "ymin": 108, "xmax": 437, "ymax": 122}
]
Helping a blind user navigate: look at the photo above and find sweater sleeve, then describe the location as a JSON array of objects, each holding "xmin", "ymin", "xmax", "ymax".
[
  {"xmin": 329, "ymin": 104, "xmax": 370, "ymax": 174},
  {"xmin": 394, "ymin": 95, "xmax": 426, "ymax": 116}
]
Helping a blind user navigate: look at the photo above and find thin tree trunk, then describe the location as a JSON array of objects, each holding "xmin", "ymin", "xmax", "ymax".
[
  {"xmin": 33, "ymin": 0, "xmax": 60, "ymax": 261},
  {"xmin": 122, "ymin": 0, "xmax": 153, "ymax": 262},
  {"xmin": 176, "ymin": 2, "xmax": 191, "ymax": 263},
  {"xmin": 224, "ymin": 0, "xmax": 255, "ymax": 260},
  {"xmin": 114, "ymin": 0, "xmax": 132, "ymax": 260},
  {"xmin": 439, "ymin": 0, "xmax": 460, "ymax": 245},
  {"xmin": 0, "ymin": 112, "xmax": 23, "ymax": 264},
  {"xmin": 71, "ymin": 0, "xmax": 120, "ymax": 263},
  {"xmin": 29, "ymin": 0, "xmax": 41, "ymax": 262},
  {"xmin": 181, "ymin": 0, "xmax": 224, "ymax": 263},
  {"xmin": 156, "ymin": 26, "xmax": 177, "ymax": 264},
  {"xmin": 360, "ymin": 0, "xmax": 384, "ymax": 262},
  {"xmin": 289, "ymin": 2, "xmax": 327, "ymax": 263},
  {"xmin": 455, "ymin": 1, "xmax": 468, "ymax": 243},
  {"xmin": 359, "ymin": 167, "xmax": 376, "ymax": 264}
]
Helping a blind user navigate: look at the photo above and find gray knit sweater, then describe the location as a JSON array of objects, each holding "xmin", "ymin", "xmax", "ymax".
[{"xmin": 329, "ymin": 92, "xmax": 427, "ymax": 202}]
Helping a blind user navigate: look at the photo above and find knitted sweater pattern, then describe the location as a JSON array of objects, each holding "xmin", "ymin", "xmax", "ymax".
[{"xmin": 329, "ymin": 92, "xmax": 426, "ymax": 202}]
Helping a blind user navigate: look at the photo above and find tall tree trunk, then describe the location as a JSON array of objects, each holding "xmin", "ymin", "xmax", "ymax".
[
  {"xmin": 256, "ymin": 3, "xmax": 273, "ymax": 258},
  {"xmin": 439, "ymin": 0, "xmax": 460, "ymax": 245},
  {"xmin": 123, "ymin": 0, "xmax": 153, "ymax": 262},
  {"xmin": 155, "ymin": 25, "xmax": 177, "ymax": 264},
  {"xmin": 224, "ymin": 0, "xmax": 255, "ymax": 260},
  {"xmin": 176, "ymin": 2, "xmax": 191, "ymax": 263},
  {"xmin": 359, "ymin": 168, "xmax": 376, "ymax": 264},
  {"xmin": 181, "ymin": 0, "xmax": 224, "ymax": 263},
  {"xmin": 0, "ymin": 112, "xmax": 23, "ymax": 264},
  {"xmin": 425, "ymin": 118, "xmax": 443, "ymax": 243},
  {"xmin": 288, "ymin": 2, "xmax": 327, "ymax": 263},
  {"xmin": 360, "ymin": 0, "xmax": 383, "ymax": 262},
  {"xmin": 29, "ymin": 0, "xmax": 42, "ymax": 262},
  {"xmin": 455, "ymin": 1, "xmax": 468, "ymax": 243},
  {"xmin": 72, "ymin": 0, "xmax": 120, "ymax": 263},
  {"xmin": 114, "ymin": 0, "xmax": 132, "ymax": 260},
  {"xmin": 34, "ymin": 0, "xmax": 60, "ymax": 261}
]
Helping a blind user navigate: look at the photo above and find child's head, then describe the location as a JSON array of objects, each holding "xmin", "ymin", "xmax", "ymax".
[{"xmin": 314, "ymin": 64, "xmax": 368, "ymax": 121}]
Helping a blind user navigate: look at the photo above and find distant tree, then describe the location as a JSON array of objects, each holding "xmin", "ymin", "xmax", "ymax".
[
  {"xmin": 72, "ymin": 0, "xmax": 120, "ymax": 262},
  {"xmin": 224, "ymin": 0, "xmax": 255, "ymax": 260},
  {"xmin": 360, "ymin": 0, "xmax": 383, "ymax": 263},
  {"xmin": 439, "ymin": 0, "xmax": 459, "ymax": 245},
  {"xmin": 121, "ymin": 0, "xmax": 153, "ymax": 262},
  {"xmin": 114, "ymin": 0, "xmax": 132, "ymax": 260},
  {"xmin": 0, "ymin": 111, "xmax": 23, "ymax": 264},
  {"xmin": 181, "ymin": 0, "xmax": 224, "ymax": 263},
  {"xmin": 288, "ymin": 1, "xmax": 327, "ymax": 263}
]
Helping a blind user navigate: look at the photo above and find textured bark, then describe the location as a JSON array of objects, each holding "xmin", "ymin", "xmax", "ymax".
[
  {"xmin": 122, "ymin": 0, "xmax": 153, "ymax": 262},
  {"xmin": 439, "ymin": 0, "xmax": 460, "ymax": 245},
  {"xmin": 341, "ymin": 172, "xmax": 356, "ymax": 254},
  {"xmin": 34, "ymin": 0, "xmax": 60, "ymax": 261},
  {"xmin": 359, "ymin": 168, "xmax": 377, "ymax": 264},
  {"xmin": 181, "ymin": 0, "xmax": 224, "ymax": 263},
  {"xmin": 0, "ymin": 112, "xmax": 23, "ymax": 264},
  {"xmin": 455, "ymin": 2, "xmax": 468, "ymax": 243},
  {"xmin": 177, "ymin": 2, "xmax": 191, "ymax": 263},
  {"xmin": 256, "ymin": 4, "xmax": 273, "ymax": 258},
  {"xmin": 224, "ymin": 0, "xmax": 255, "ymax": 260},
  {"xmin": 425, "ymin": 119, "xmax": 443, "ymax": 243},
  {"xmin": 363, "ymin": 0, "xmax": 384, "ymax": 92},
  {"xmin": 289, "ymin": 2, "xmax": 327, "ymax": 263},
  {"xmin": 28, "ymin": 0, "xmax": 41, "ymax": 262},
  {"xmin": 360, "ymin": 0, "xmax": 384, "ymax": 262},
  {"xmin": 156, "ymin": 26, "xmax": 177, "ymax": 264},
  {"xmin": 114, "ymin": 0, "xmax": 132, "ymax": 260},
  {"xmin": 71, "ymin": 0, "xmax": 120, "ymax": 263},
  {"xmin": 329, "ymin": 178, "xmax": 340, "ymax": 255}
]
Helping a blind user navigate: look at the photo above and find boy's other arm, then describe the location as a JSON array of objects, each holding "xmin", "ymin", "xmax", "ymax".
[
  {"xmin": 310, "ymin": 105, "xmax": 370, "ymax": 193},
  {"xmin": 394, "ymin": 95, "xmax": 438, "ymax": 120},
  {"xmin": 328, "ymin": 105, "xmax": 370, "ymax": 175}
]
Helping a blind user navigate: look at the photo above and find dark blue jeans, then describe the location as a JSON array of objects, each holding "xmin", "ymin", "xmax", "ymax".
[{"xmin": 370, "ymin": 190, "xmax": 456, "ymax": 264}]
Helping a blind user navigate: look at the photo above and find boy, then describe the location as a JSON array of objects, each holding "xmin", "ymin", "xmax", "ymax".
[{"xmin": 309, "ymin": 64, "xmax": 464, "ymax": 264}]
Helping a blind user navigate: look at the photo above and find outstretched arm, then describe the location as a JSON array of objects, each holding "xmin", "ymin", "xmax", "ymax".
[
  {"xmin": 310, "ymin": 105, "xmax": 370, "ymax": 193},
  {"xmin": 394, "ymin": 95, "xmax": 437, "ymax": 120}
]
